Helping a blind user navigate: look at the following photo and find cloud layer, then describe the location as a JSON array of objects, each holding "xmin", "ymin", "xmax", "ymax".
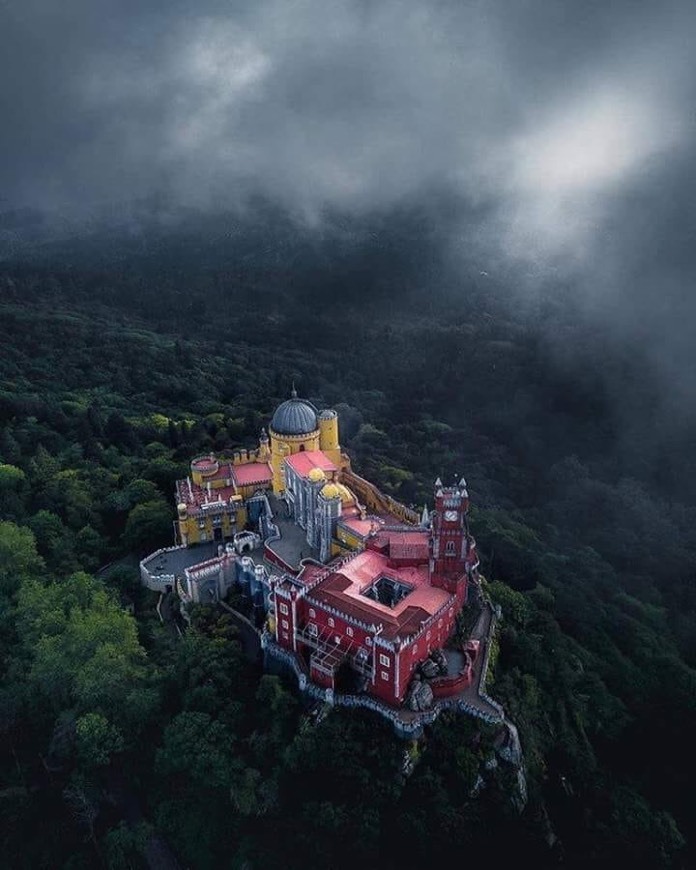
[{"xmin": 2, "ymin": 0, "xmax": 696, "ymax": 397}]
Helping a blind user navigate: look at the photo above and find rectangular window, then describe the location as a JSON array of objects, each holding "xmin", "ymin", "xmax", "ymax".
[
  {"xmin": 346, "ymin": 626, "xmax": 354, "ymax": 637},
  {"xmin": 308, "ymin": 623, "xmax": 318, "ymax": 637},
  {"xmin": 379, "ymin": 654, "xmax": 390, "ymax": 667},
  {"xmin": 279, "ymin": 603, "xmax": 289, "ymax": 616},
  {"xmin": 328, "ymin": 617, "xmax": 335, "ymax": 628},
  {"xmin": 381, "ymin": 671, "xmax": 389, "ymax": 681},
  {"xmin": 281, "ymin": 619, "xmax": 289, "ymax": 630},
  {"xmin": 365, "ymin": 637, "xmax": 372, "ymax": 646}
]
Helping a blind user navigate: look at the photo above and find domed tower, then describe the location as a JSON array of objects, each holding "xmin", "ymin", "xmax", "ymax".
[
  {"xmin": 317, "ymin": 483, "xmax": 342, "ymax": 562},
  {"xmin": 269, "ymin": 387, "xmax": 320, "ymax": 494}
]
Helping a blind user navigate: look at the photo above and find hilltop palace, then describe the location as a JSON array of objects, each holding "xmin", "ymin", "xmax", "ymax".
[{"xmin": 141, "ymin": 391, "xmax": 517, "ymax": 739}]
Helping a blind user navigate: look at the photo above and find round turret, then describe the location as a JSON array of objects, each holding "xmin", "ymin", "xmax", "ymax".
[
  {"xmin": 333, "ymin": 483, "xmax": 356, "ymax": 505},
  {"xmin": 320, "ymin": 483, "xmax": 341, "ymax": 500}
]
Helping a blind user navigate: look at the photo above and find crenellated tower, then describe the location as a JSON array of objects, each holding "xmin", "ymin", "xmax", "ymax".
[{"xmin": 429, "ymin": 477, "xmax": 470, "ymax": 597}]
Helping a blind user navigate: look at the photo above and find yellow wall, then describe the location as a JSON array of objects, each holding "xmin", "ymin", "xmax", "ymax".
[
  {"xmin": 331, "ymin": 540, "xmax": 353, "ymax": 558},
  {"xmin": 319, "ymin": 413, "xmax": 342, "ymax": 466},
  {"xmin": 336, "ymin": 525, "xmax": 364, "ymax": 551},
  {"xmin": 269, "ymin": 428, "xmax": 321, "ymax": 494},
  {"xmin": 178, "ymin": 505, "xmax": 247, "ymax": 546}
]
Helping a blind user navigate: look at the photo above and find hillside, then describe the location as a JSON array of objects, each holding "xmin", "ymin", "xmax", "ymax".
[{"xmin": 0, "ymin": 216, "xmax": 694, "ymax": 868}]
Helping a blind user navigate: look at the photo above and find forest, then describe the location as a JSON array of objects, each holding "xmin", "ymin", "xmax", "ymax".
[{"xmin": 0, "ymin": 207, "xmax": 694, "ymax": 868}]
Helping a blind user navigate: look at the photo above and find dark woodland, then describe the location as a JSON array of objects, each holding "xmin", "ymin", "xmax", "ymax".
[{"xmin": 0, "ymin": 207, "xmax": 694, "ymax": 868}]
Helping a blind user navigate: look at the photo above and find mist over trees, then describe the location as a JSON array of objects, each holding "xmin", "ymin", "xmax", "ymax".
[{"xmin": 0, "ymin": 210, "xmax": 693, "ymax": 867}]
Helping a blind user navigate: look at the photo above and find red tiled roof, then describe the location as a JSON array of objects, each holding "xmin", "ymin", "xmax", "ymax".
[
  {"xmin": 307, "ymin": 549, "xmax": 452, "ymax": 641},
  {"xmin": 388, "ymin": 531, "xmax": 429, "ymax": 561},
  {"xmin": 339, "ymin": 516, "xmax": 383, "ymax": 538},
  {"xmin": 175, "ymin": 475, "xmax": 240, "ymax": 515},
  {"xmin": 208, "ymin": 463, "xmax": 234, "ymax": 482},
  {"xmin": 232, "ymin": 462, "xmax": 273, "ymax": 487},
  {"xmin": 284, "ymin": 450, "xmax": 338, "ymax": 478}
]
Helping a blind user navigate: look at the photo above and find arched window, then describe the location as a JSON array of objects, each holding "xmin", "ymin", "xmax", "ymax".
[
  {"xmin": 299, "ymin": 444, "xmax": 306, "ymax": 452},
  {"xmin": 445, "ymin": 540, "xmax": 456, "ymax": 556}
]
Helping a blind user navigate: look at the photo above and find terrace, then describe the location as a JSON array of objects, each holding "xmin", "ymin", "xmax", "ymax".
[{"xmin": 264, "ymin": 495, "xmax": 318, "ymax": 571}]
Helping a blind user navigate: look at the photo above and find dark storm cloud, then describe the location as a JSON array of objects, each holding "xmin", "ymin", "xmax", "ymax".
[
  {"xmin": 3, "ymin": 0, "xmax": 692, "ymax": 218},
  {"xmin": 2, "ymin": 0, "xmax": 695, "ymax": 396}
]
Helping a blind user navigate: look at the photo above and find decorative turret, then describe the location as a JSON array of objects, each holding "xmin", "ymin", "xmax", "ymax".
[
  {"xmin": 258, "ymin": 427, "xmax": 271, "ymax": 461},
  {"xmin": 317, "ymin": 483, "xmax": 342, "ymax": 562}
]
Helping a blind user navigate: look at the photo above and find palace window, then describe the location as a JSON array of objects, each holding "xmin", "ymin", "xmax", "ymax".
[
  {"xmin": 328, "ymin": 617, "xmax": 335, "ymax": 628},
  {"xmin": 282, "ymin": 632, "xmax": 289, "ymax": 640},
  {"xmin": 381, "ymin": 671, "xmax": 389, "ymax": 681},
  {"xmin": 426, "ymin": 631, "xmax": 431, "ymax": 640},
  {"xmin": 445, "ymin": 540, "xmax": 456, "ymax": 556},
  {"xmin": 365, "ymin": 637, "xmax": 372, "ymax": 646},
  {"xmin": 346, "ymin": 626, "xmax": 354, "ymax": 637},
  {"xmin": 412, "ymin": 645, "xmax": 418, "ymax": 656},
  {"xmin": 379, "ymin": 654, "xmax": 390, "ymax": 667},
  {"xmin": 279, "ymin": 603, "xmax": 289, "ymax": 616},
  {"xmin": 309, "ymin": 608, "xmax": 316, "ymax": 618},
  {"xmin": 281, "ymin": 620, "xmax": 289, "ymax": 630},
  {"xmin": 308, "ymin": 623, "xmax": 318, "ymax": 636}
]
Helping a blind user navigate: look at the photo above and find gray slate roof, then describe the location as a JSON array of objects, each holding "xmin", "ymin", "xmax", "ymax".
[{"xmin": 270, "ymin": 397, "xmax": 318, "ymax": 436}]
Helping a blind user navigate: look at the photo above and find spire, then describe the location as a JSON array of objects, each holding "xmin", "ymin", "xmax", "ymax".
[
  {"xmin": 434, "ymin": 476, "xmax": 442, "ymax": 488},
  {"xmin": 458, "ymin": 476, "xmax": 467, "ymax": 489},
  {"xmin": 290, "ymin": 381, "xmax": 298, "ymax": 399},
  {"xmin": 420, "ymin": 505, "xmax": 430, "ymax": 526}
]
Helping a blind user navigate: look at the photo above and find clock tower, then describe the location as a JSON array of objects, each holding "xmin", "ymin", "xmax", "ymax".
[{"xmin": 429, "ymin": 477, "xmax": 471, "ymax": 597}]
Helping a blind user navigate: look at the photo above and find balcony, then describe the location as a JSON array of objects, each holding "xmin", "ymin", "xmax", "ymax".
[{"xmin": 295, "ymin": 624, "xmax": 373, "ymax": 678}]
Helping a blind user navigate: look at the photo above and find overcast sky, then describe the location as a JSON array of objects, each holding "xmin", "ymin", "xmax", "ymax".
[{"xmin": 2, "ymin": 0, "xmax": 695, "ymax": 397}]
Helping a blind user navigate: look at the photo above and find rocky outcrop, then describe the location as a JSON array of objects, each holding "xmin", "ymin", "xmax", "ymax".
[{"xmin": 406, "ymin": 676, "xmax": 434, "ymax": 711}]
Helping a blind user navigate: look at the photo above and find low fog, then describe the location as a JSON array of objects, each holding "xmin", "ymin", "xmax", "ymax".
[{"xmin": 2, "ymin": 0, "xmax": 695, "ymax": 403}]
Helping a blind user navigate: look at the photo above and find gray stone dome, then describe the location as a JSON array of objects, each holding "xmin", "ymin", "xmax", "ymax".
[{"xmin": 270, "ymin": 395, "xmax": 318, "ymax": 436}]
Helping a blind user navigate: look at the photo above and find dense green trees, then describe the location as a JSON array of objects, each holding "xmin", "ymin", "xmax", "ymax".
[{"xmin": 0, "ymin": 221, "xmax": 694, "ymax": 867}]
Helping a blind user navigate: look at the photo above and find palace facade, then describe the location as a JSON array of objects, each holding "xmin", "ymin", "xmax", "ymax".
[{"xmin": 141, "ymin": 390, "xmax": 483, "ymax": 713}]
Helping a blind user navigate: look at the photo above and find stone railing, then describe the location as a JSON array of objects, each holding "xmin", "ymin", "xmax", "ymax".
[
  {"xmin": 140, "ymin": 545, "xmax": 187, "ymax": 591},
  {"xmin": 262, "ymin": 636, "xmax": 504, "ymax": 736},
  {"xmin": 341, "ymin": 470, "xmax": 420, "ymax": 525}
]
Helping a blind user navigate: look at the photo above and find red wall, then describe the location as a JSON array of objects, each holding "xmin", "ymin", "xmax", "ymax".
[
  {"xmin": 397, "ymin": 601, "xmax": 459, "ymax": 701},
  {"xmin": 283, "ymin": 585, "xmax": 467, "ymax": 706},
  {"xmin": 430, "ymin": 665, "xmax": 474, "ymax": 698}
]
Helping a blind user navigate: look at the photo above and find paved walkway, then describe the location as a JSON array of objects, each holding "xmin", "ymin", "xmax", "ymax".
[
  {"xmin": 219, "ymin": 601, "xmax": 262, "ymax": 663},
  {"xmin": 265, "ymin": 496, "xmax": 318, "ymax": 570}
]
